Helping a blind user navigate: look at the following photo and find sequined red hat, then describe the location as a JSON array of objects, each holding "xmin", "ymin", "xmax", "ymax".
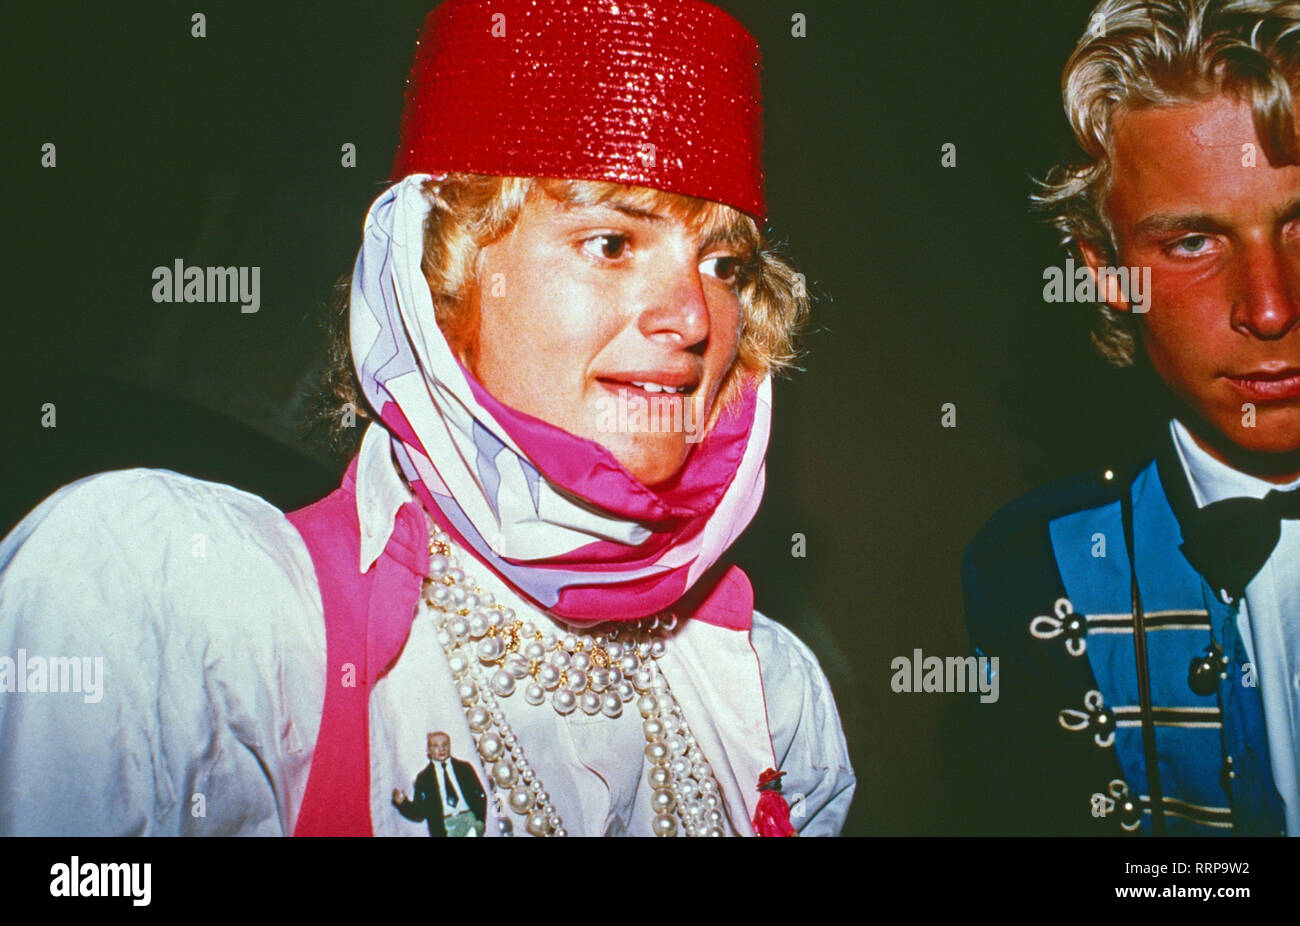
[
  {"xmin": 757, "ymin": 768, "xmax": 787, "ymax": 788},
  {"xmin": 390, "ymin": 0, "xmax": 766, "ymax": 221}
]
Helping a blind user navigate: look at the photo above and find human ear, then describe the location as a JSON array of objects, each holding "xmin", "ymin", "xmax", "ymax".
[{"xmin": 1078, "ymin": 240, "xmax": 1132, "ymax": 313}]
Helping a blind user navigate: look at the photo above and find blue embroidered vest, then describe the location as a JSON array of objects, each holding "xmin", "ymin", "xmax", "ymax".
[{"xmin": 964, "ymin": 444, "xmax": 1286, "ymax": 836}]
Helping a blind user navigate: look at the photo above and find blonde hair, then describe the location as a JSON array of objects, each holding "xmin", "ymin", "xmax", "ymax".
[
  {"xmin": 1035, "ymin": 0, "xmax": 1300, "ymax": 366},
  {"xmin": 318, "ymin": 174, "xmax": 810, "ymax": 451}
]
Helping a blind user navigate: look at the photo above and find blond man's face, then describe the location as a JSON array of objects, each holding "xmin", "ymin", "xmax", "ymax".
[
  {"xmin": 466, "ymin": 189, "xmax": 746, "ymax": 486},
  {"xmin": 1088, "ymin": 94, "xmax": 1300, "ymax": 460}
]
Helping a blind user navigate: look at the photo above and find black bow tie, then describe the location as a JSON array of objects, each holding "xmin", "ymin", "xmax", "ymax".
[{"xmin": 1178, "ymin": 488, "xmax": 1300, "ymax": 599}]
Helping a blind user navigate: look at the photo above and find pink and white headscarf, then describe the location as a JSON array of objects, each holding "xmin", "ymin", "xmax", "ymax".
[{"xmin": 350, "ymin": 175, "xmax": 771, "ymax": 626}]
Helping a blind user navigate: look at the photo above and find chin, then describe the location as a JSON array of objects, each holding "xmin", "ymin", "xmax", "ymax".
[
  {"xmin": 606, "ymin": 436, "xmax": 690, "ymax": 486},
  {"xmin": 1194, "ymin": 404, "xmax": 1300, "ymax": 474}
]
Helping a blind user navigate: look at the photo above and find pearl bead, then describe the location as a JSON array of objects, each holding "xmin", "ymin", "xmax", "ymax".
[
  {"xmin": 477, "ymin": 637, "xmax": 505, "ymax": 663},
  {"xmin": 699, "ymin": 778, "xmax": 718, "ymax": 795},
  {"xmin": 607, "ymin": 666, "xmax": 623, "ymax": 687},
  {"xmin": 447, "ymin": 567, "xmax": 465, "ymax": 585},
  {"xmin": 550, "ymin": 650, "xmax": 572, "ymax": 670},
  {"xmin": 492, "ymin": 760, "xmax": 518, "ymax": 788},
  {"xmin": 478, "ymin": 590, "xmax": 495, "ymax": 608},
  {"xmin": 436, "ymin": 629, "xmax": 452, "ymax": 648},
  {"xmin": 704, "ymin": 825, "xmax": 724, "ymax": 837},
  {"xmin": 562, "ymin": 634, "xmax": 578, "ymax": 651},
  {"xmin": 464, "ymin": 592, "xmax": 480, "ymax": 610},
  {"xmin": 650, "ymin": 640, "xmax": 666, "ymax": 658},
  {"xmin": 448, "ymin": 617, "xmax": 470, "ymax": 643},
  {"xmin": 497, "ymin": 817, "xmax": 514, "ymax": 836},
  {"xmin": 649, "ymin": 766, "xmax": 671, "ymax": 789},
  {"xmin": 505, "ymin": 653, "xmax": 530, "ymax": 678},
  {"xmin": 548, "ymin": 814, "xmax": 563, "ymax": 830},
  {"xmin": 651, "ymin": 789, "xmax": 676, "ymax": 813},
  {"xmin": 600, "ymin": 692, "xmax": 622, "ymax": 717},
  {"xmin": 589, "ymin": 667, "xmax": 610, "ymax": 691},
  {"xmin": 643, "ymin": 719, "xmax": 665, "ymax": 740},
  {"xmin": 525, "ymin": 812, "xmax": 551, "ymax": 837},
  {"xmin": 524, "ymin": 641, "xmax": 547, "ymax": 661},
  {"xmin": 667, "ymin": 735, "xmax": 687, "ymax": 756},
  {"xmin": 542, "ymin": 803, "xmax": 555, "ymax": 817},
  {"xmin": 538, "ymin": 664, "xmax": 561, "ymax": 689},
  {"xmin": 703, "ymin": 794, "xmax": 720, "ymax": 811},
  {"xmin": 467, "ymin": 706, "xmax": 490, "ymax": 732},
  {"xmin": 450, "ymin": 586, "xmax": 467, "ymax": 606},
  {"xmin": 633, "ymin": 667, "xmax": 656, "ymax": 692},
  {"xmin": 618, "ymin": 681, "xmax": 635, "ymax": 702},
  {"xmin": 553, "ymin": 689, "xmax": 576, "ymax": 715},
  {"xmin": 487, "ymin": 609, "xmax": 504, "ymax": 629},
  {"xmin": 524, "ymin": 682, "xmax": 545, "ymax": 705},
  {"xmin": 706, "ymin": 809, "xmax": 723, "ymax": 824},
  {"xmin": 620, "ymin": 654, "xmax": 639, "ymax": 675},
  {"xmin": 670, "ymin": 757, "xmax": 691, "ymax": 778},
  {"xmin": 565, "ymin": 669, "xmax": 588, "ymax": 693},
  {"xmin": 637, "ymin": 694, "xmax": 660, "ymax": 717},
  {"xmin": 478, "ymin": 733, "xmax": 504, "ymax": 761},
  {"xmin": 504, "ymin": 785, "xmax": 530, "ymax": 811},
  {"xmin": 448, "ymin": 654, "xmax": 469, "ymax": 677},
  {"xmin": 428, "ymin": 554, "xmax": 449, "ymax": 576},
  {"xmin": 580, "ymin": 691, "xmax": 602, "ymax": 714},
  {"xmin": 645, "ymin": 741, "xmax": 670, "ymax": 765},
  {"xmin": 693, "ymin": 761, "xmax": 712, "ymax": 780},
  {"xmin": 468, "ymin": 611, "xmax": 489, "ymax": 637},
  {"xmin": 499, "ymin": 607, "xmax": 515, "ymax": 622},
  {"xmin": 652, "ymin": 814, "xmax": 678, "ymax": 837},
  {"xmin": 553, "ymin": 827, "xmax": 567, "ymax": 837},
  {"xmin": 456, "ymin": 680, "xmax": 477, "ymax": 705},
  {"xmin": 571, "ymin": 651, "xmax": 592, "ymax": 671},
  {"xmin": 491, "ymin": 669, "xmax": 516, "ymax": 697}
]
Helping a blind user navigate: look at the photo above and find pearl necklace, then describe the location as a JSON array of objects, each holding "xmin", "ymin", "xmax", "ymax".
[{"xmin": 422, "ymin": 523, "xmax": 729, "ymax": 837}]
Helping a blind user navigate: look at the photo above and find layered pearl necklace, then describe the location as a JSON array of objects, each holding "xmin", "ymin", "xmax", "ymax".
[{"xmin": 422, "ymin": 522, "xmax": 729, "ymax": 837}]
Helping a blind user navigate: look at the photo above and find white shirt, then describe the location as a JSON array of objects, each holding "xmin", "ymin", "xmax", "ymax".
[
  {"xmin": 429, "ymin": 760, "xmax": 466, "ymax": 819},
  {"xmin": 1171, "ymin": 419, "xmax": 1300, "ymax": 835},
  {"xmin": 0, "ymin": 424, "xmax": 855, "ymax": 836}
]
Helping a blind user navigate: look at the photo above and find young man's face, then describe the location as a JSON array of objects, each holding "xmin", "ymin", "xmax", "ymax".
[
  {"xmin": 466, "ymin": 188, "xmax": 745, "ymax": 486},
  {"xmin": 1088, "ymin": 94, "xmax": 1300, "ymax": 461}
]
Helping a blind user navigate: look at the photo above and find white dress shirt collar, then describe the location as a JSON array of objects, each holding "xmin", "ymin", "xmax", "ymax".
[{"xmin": 1169, "ymin": 418, "xmax": 1300, "ymax": 507}]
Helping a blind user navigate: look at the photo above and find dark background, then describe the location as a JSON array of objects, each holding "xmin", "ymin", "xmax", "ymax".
[{"xmin": 2, "ymin": 0, "xmax": 1171, "ymax": 835}]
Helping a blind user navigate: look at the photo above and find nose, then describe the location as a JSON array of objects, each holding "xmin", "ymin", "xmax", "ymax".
[
  {"xmin": 636, "ymin": 253, "xmax": 711, "ymax": 350},
  {"xmin": 1230, "ymin": 239, "xmax": 1300, "ymax": 340}
]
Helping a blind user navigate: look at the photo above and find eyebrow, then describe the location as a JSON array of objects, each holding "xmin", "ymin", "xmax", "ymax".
[
  {"xmin": 1132, "ymin": 196, "xmax": 1300, "ymax": 238},
  {"xmin": 578, "ymin": 201, "xmax": 748, "ymax": 254}
]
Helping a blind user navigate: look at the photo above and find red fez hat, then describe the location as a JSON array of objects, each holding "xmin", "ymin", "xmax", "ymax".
[
  {"xmin": 756, "ymin": 768, "xmax": 786, "ymax": 788},
  {"xmin": 391, "ymin": 0, "xmax": 766, "ymax": 221}
]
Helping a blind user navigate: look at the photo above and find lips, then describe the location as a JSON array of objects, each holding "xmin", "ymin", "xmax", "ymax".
[
  {"xmin": 1222, "ymin": 367, "xmax": 1300, "ymax": 401},
  {"xmin": 596, "ymin": 369, "xmax": 700, "ymax": 397}
]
